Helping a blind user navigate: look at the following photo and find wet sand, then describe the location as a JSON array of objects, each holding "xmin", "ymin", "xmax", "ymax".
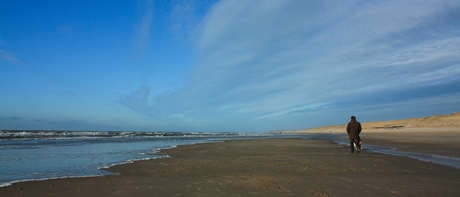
[
  {"xmin": 283, "ymin": 127, "xmax": 460, "ymax": 158},
  {"xmin": 1, "ymin": 138, "xmax": 460, "ymax": 197},
  {"xmin": 363, "ymin": 130, "xmax": 460, "ymax": 158}
]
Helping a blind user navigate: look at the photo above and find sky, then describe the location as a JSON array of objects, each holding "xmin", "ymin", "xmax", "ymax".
[{"xmin": 1, "ymin": 0, "xmax": 460, "ymax": 133}]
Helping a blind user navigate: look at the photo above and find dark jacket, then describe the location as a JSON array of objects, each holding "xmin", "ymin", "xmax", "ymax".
[{"xmin": 346, "ymin": 119, "xmax": 362, "ymax": 142}]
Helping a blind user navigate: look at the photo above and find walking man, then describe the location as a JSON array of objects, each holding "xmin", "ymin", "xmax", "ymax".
[{"xmin": 346, "ymin": 116, "xmax": 362, "ymax": 153}]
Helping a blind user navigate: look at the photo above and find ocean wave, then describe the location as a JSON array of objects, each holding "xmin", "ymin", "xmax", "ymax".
[{"xmin": 0, "ymin": 130, "xmax": 269, "ymax": 141}]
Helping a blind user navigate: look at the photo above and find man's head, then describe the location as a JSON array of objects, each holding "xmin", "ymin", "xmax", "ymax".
[{"xmin": 351, "ymin": 116, "xmax": 356, "ymax": 120}]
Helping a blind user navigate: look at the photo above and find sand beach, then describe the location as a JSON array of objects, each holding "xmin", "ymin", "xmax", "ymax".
[
  {"xmin": 2, "ymin": 113, "xmax": 460, "ymax": 196},
  {"xmin": 1, "ymin": 136, "xmax": 460, "ymax": 197},
  {"xmin": 276, "ymin": 112, "xmax": 460, "ymax": 159}
]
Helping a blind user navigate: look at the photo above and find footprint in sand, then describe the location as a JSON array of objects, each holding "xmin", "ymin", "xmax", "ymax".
[{"xmin": 388, "ymin": 190, "xmax": 400, "ymax": 194}]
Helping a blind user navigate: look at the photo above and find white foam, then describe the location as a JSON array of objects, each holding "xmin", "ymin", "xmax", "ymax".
[
  {"xmin": 0, "ymin": 174, "xmax": 106, "ymax": 188},
  {"xmin": 97, "ymin": 155, "xmax": 170, "ymax": 170}
]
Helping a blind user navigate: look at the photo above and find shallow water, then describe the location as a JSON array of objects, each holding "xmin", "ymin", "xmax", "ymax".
[
  {"xmin": 1, "ymin": 138, "xmax": 195, "ymax": 187},
  {"xmin": 324, "ymin": 134, "xmax": 460, "ymax": 170},
  {"xmin": 3, "ymin": 131, "xmax": 457, "ymax": 188},
  {"xmin": 0, "ymin": 131, "xmax": 280, "ymax": 187}
]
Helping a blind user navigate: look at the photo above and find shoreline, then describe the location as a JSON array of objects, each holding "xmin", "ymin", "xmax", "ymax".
[
  {"xmin": 276, "ymin": 127, "xmax": 460, "ymax": 134},
  {"xmin": 278, "ymin": 127, "xmax": 460, "ymax": 159},
  {"xmin": 1, "ymin": 137, "xmax": 460, "ymax": 196}
]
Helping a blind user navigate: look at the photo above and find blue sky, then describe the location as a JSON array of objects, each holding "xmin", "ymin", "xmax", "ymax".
[{"xmin": 1, "ymin": 0, "xmax": 460, "ymax": 132}]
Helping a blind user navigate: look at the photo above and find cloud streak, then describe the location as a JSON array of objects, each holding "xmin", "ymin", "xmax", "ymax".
[
  {"xmin": 120, "ymin": 0, "xmax": 460, "ymax": 131},
  {"xmin": 133, "ymin": 0, "xmax": 154, "ymax": 55},
  {"xmin": 0, "ymin": 49, "xmax": 28, "ymax": 66}
]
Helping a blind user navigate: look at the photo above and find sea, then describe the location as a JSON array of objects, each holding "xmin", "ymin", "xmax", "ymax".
[
  {"xmin": 0, "ymin": 130, "xmax": 284, "ymax": 187},
  {"xmin": 1, "ymin": 130, "xmax": 459, "ymax": 187}
]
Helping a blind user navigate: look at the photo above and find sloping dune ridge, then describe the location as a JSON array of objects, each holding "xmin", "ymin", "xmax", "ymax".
[{"xmin": 280, "ymin": 112, "xmax": 460, "ymax": 133}]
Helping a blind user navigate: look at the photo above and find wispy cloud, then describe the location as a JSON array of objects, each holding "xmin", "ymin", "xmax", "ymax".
[
  {"xmin": 119, "ymin": 83, "xmax": 152, "ymax": 115},
  {"xmin": 0, "ymin": 116, "xmax": 22, "ymax": 122},
  {"xmin": 169, "ymin": 0, "xmax": 218, "ymax": 40},
  {"xmin": 0, "ymin": 49, "xmax": 28, "ymax": 66},
  {"xmin": 169, "ymin": 1, "xmax": 198, "ymax": 41},
  {"xmin": 133, "ymin": 0, "xmax": 154, "ymax": 55},
  {"xmin": 120, "ymin": 0, "xmax": 460, "ymax": 131}
]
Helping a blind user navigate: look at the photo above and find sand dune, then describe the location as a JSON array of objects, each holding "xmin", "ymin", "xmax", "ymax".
[{"xmin": 279, "ymin": 112, "xmax": 460, "ymax": 133}]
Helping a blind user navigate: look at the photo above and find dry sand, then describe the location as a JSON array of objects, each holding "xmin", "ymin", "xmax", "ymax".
[
  {"xmin": 279, "ymin": 112, "xmax": 460, "ymax": 134},
  {"xmin": 275, "ymin": 112, "xmax": 460, "ymax": 159},
  {"xmin": 1, "ymin": 138, "xmax": 459, "ymax": 197}
]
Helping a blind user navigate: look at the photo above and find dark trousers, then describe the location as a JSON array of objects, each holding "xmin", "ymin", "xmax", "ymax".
[{"xmin": 350, "ymin": 138, "xmax": 361, "ymax": 153}]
